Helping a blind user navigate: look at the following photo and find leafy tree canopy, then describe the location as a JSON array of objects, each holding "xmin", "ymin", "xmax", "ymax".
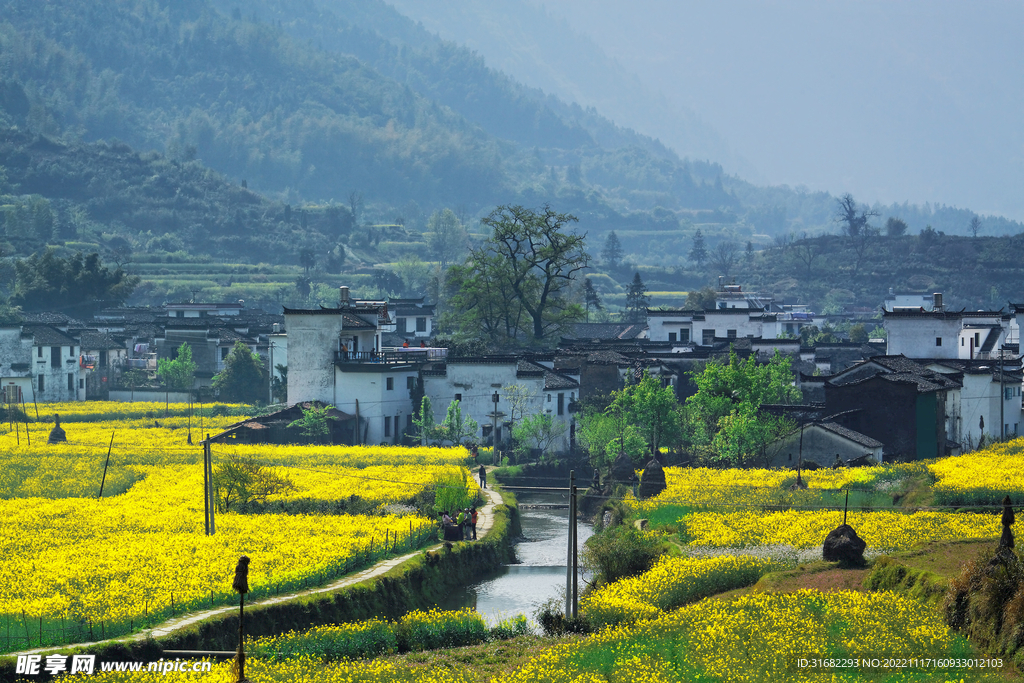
[
  {"xmin": 156, "ymin": 342, "xmax": 197, "ymax": 393},
  {"xmin": 11, "ymin": 250, "xmax": 138, "ymax": 313},
  {"xmin": 212, "ymin": 341, "xmax": 266, "ymax": 403}
]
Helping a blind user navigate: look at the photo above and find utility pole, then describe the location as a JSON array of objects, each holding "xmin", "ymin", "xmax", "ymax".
[
  {"xmin": 205, "ymin": 434, "xmax": 216, "ymax": 535},
  {"xmin": 569, "ymin": 471, "xmax": 577, "ymax": 618},
  {"xmin": 571, "ymin": 479, "xmax": 578, "ymax": 619},
  {"xmin": 203, "ymin": 434, "xmax": 210, "ymax": 535},
  {"xmin": 999, "ymin": 348, "xmax": 1005, "ymax": 440},
  {"xmin": 491, "ymin": 391, "xmax": 499, "ymax": 457}
]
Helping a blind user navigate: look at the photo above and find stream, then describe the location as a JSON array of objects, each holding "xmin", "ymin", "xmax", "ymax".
[{"xmin": 438, "ymin": 490, "xmax": 593, "ymax": 624}]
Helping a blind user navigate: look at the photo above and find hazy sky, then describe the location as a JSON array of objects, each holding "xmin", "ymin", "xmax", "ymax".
[{"xmin": 545, "ymin": 0, "xmax": 1024, "ymax": 219}]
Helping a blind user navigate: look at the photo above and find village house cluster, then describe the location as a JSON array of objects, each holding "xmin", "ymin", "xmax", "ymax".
[{"xmin": 2, "ymin": 283, "xmax": 1021, "ymax": 466}]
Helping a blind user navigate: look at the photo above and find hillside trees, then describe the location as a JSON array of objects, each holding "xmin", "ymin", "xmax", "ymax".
[
  {"xmin": 601, "ymin": 231, "xmax": 623, "ymax": 268},
  {"xmin": 623, "ymin": 272, "xmax": 650, "ymax": 323},
  {"xmin": 11, "ymin": 250, "xmax": 139, "ymax": 313},
  {"xmin": 426, "ymin": 208, "xmax": 469, "ymax": 268}
]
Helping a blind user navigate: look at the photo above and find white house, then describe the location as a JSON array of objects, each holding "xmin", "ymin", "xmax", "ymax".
[
  {"xmin": 421, "ymin": 356, "xmax": 579, "ymax": 452},
  {"xmin": 0, "ymin": 324, "xmax": 83, "ymax": 403},
  {"xmin": 769, "ymin": 422, "xmax": 884, "ymax": 469},
  {"xmin": 390, "ymin": 298, "xmax": 435, "ymax": 340},
  {"xmin": 883, "ymin": 309, "xmax": 1012, "ymax": 360},
  {"xmin": 926, "ymin": 360, "xmax": 1023, "ymax": 447},
  {"xmin": 284, "ymin": 287, "xmax": 448, "ymax": 444}
]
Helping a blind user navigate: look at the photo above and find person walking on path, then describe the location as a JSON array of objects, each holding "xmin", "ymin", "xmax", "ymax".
[
  {"xmin": 469, "ymin": 507, "xmax": 478, "ymax": 540},
  {"xmin": 478, "ymin": 465, "xmax": 486, "ymax": 489}
]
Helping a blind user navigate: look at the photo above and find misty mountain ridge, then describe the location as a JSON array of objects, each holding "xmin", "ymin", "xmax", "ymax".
[{"xmin": 0, "ymin": 0, "xmax": 1018, "ymax": 263}]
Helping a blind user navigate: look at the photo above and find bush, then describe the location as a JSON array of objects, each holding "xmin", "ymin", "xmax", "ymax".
[
  {"xmin": 489, "ymin": 614, "xmax": 531, "ymax": 640},
  {"xmin": 534, "ymin": 597, "xmax": 592, "ymax": 637},
  {"xmin": 583, "ymin": 525, "xmax": 663, "ymax": 586},
  {"xmin": 396, "ymin": 609, "xmax": 488, "ymax": 650},
  {"xmin": 945, "ymin": 547, "xmax": 1024, "ymax": 666}
]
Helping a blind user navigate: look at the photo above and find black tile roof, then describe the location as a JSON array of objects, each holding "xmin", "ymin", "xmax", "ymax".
[
  {"xmin": 79, "ymin": 331, "xmax": 123, "ymax": 350},
  {"xmin": 24, "ymin": 324, "xmax": 79, "ymax": 346},
  {"xmin": 544, "ymin": 370, "xmax": 580, "ymax": 391},
  {"xmin": 818, "ymin": 422, "xmax": 884, "ymax": 448}
]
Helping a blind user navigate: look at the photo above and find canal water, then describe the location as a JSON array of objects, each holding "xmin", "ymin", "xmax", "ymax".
[{"xmin": 439, "ymin": 490, "xmax": 593, "ymax": 624}]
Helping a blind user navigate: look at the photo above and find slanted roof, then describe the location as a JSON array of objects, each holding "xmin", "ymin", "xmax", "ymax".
[
  {"xmin": 544, "ymin": 370, "xmax": 579, "ymax": 391},
  {"xmin": 23, "ymin": 324, "xmax": 79, "ymax": 346},
  {"xmin": 817, "ymin": 422, "xmax": 884, "ymax": 449},
  {"xmin": 79, "ymin": 331, "xmax": 123, "ymax": 350},
  {"xmin": 566, "ymin": 323, "xmax": 647, "ymax": 340},
  {"xmin": 23, "ymin": 312, "xmax": 88, "ymax": 327}
]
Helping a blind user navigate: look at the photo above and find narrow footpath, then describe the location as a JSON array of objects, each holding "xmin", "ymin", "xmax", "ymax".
[{"xmin": 15, "ymin": 485, "xmax": 505, "ymax": 656}]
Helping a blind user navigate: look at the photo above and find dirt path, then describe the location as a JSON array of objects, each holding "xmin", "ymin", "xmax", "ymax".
[{"xmin": 14, "ymin": 485, "xmax": 506, "ymax": 656}]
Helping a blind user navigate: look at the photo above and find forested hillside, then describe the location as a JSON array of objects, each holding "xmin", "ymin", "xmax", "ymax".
[{"xmin": 0, "ymin": 0, "xmax": 1021, "ymax": 314}]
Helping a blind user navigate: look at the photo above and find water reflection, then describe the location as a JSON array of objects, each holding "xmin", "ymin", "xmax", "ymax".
[{"xmin": 438, "ymin": 491, "xmax": 593, "ymax": 624}]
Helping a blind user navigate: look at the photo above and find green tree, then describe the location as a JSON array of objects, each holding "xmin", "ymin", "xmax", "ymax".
[
  {"xmin": 684, "ymin": 286, "xmax": 717, "ymax": 311},
  {"xmin": 426, "ymin": 208, "xmax": 469, "ymax": 268},
  {"xmin": 623, "ymin": 272, "xmax": 650, "ymax": 323},
  {"xmin": 601, "ymin": 231, "xmax": 624, "ymax": 268},
  {"xmin": 835, "ymin": 194, "xmax": 879, "ymax": 237},
  {"xmin": 212, "ymin": 341, "xmax": 267, "ymax": 403},
  {"xmin": 213, "ymin": 453, "xmax": 296, "ymax": 512},
  {"xmin": 583, "ymin": 277, "xmax": 603, "ymax": 322},
  {"xmin": 442, "ymin": 256, "xmax": 528, "ymax": 345},
  {"xmin": 685, "ymin": 350, "xmax": 801, "ymax": 467},
  {"xmin": 287, "ymin": 403, "xmax": 335, "ymax": 443},
  {"xmin": 11, "ymin": 250, "xmax": 139, "ymax": 313},
  {"xmin": 969, "ymin": 215, "xmax": 982, "ymax": 238},
  {"xmin": 849, "ymin": 323, "xmax": 868, "ymax": 343},
  {"xmin": 437, "ymin": 400, "xmax": 478, "ymax": 446},
  {"xmin": 885, "ymin": 216, "xmax": 909, "ymax": 237},
  {"xmin": 512, "ymin": 413, "xmax": 567, "ymax": 460},
  {"xmin": 688, "ymin": 229, "xmax": 708, "ymax": 267},
  {"xmin": 157, "ymin": 343, "xmax": 197, "ymax": 392},
  {"xmin": 475, "ymin": 205, "xmax": 590, "ymax": 342},
  {"xmin": 412, "ymin": 395, "xmax": 437, "ymax": 445}
]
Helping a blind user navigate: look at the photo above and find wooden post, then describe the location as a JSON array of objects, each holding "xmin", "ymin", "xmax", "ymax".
[
  {"xmin": 843, "ymin": 489, "xmax": 850, "ymax": 526},
  {"xmin": 98, "ymin": 431, "xmax": 115, "ymax": 498}
]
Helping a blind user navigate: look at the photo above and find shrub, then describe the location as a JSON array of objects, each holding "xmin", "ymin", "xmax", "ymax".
[
  {"xmin": 534, "ymin": 596, "xmax": 592, "ymax": 637},
  {"xmin": 489, "ymin": 614, "xmax": 531, "ymax": 640},
  {"xmin": 396, "ymin": 609, "xmax": 488, "ymax": 650},
  {"xmin": 582, "ymin": 525, "xmax": 663, "ymax": 587}
]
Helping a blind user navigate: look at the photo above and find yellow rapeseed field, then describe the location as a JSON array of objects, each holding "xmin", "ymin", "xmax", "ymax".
[
  {"xmin": 0, "ymin": 404, "xmax": 476, "ymax": 647},
  {"xmin": 0, "ymin": 465, "xmax": 438, "ymax": 628},
  {"xmin": 929, "ymin": 438, "xmax": 1024, "ymax": 506},
  {"xmin": 629, "ymin": 464, "xmax": 923, "ymax": 514},
  {"xmin": 680, "ymin": 509, "xmax": 999, "ymax": 551},
  {"xmin": 502, "ymin": 590, "xmax": 997, "ymax": 682},
  {"xmin": 581, "ymin": 554, "xmax": 778, "ymax": 626}
]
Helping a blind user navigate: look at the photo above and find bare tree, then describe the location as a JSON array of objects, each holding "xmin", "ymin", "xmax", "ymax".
[
  {"xmin": 969, "ymin": 215, "xmax": 982, "ymax": 238},
  {"xmin": 834, "ymin": 194, "xmax": 879, "ymax": 237},
  {"xmin": 791, "ymin": 240, "xmax": 821, "ymax": 277},
  {"xmin": 709, "ymin": 240, "xmax": 740, "ymax": 278}
]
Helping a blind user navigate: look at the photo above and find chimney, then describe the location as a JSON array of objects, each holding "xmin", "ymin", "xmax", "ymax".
[
  {"xmin": 339, "ymin": 286, "xmax": 350, "ymax": 308},
  {"xmin": 272, "ymin": 323, "xmax": 280, "ymax": 334},
  {"xmin": 933, "ymin": 292, "xmax": 943, "ymax": 311},
  {"xmin": 889, "ymin": 287, "xmax": 894, "ymax": 296}
]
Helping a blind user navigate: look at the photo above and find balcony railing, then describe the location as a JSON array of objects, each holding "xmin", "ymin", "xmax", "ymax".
[{"xmin": 334, "ymin": 348, "xmax": 447, "ymax": 364}]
